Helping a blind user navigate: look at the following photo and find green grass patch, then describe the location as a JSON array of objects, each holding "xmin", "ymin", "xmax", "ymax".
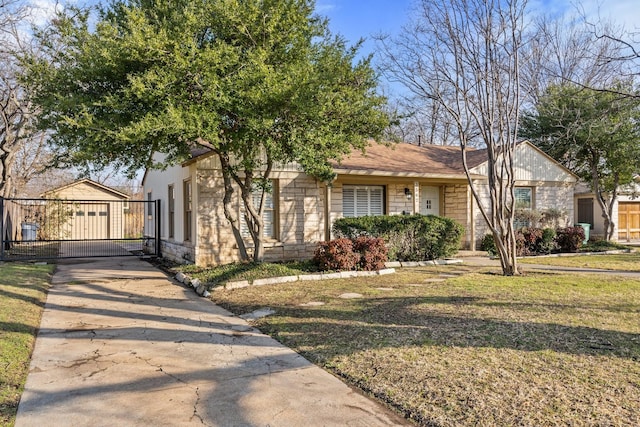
[
  {"xmin": 581, "ymin": 240, "xmax": 632, "ymax": 252},
  {"xmin": 175, "ymin": 260, "xmax": 320, "ymax": 286},
  {"xmin": 2, "ymin": 242, "xmax": 60, "ymax": 260},
  {"xmin": 520, "ymin": 251, "xmax": 640, "ymax": 271},
  {"xmin": 0, "ymin": 262, "xmax": 54, "ymax": 427},
  {"xmin": 211, "ymin": 265, "xmax": 640, "ymax": 426}
]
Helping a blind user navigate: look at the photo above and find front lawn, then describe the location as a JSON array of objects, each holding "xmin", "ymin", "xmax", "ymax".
[
  {"xmin": 0, "ymin": 262, "xmax": 54, "ymax": 427},
  {"xmin": 211, "ymin": 265, "xmax": 640, "ymax": 426},
  {"xmin": 519, "ymin": 250, "xmax": 640, "ymax": 271}
]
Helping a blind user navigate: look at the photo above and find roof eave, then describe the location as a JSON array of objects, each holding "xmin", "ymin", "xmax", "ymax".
[{"xmin": 334, "ymin": 168, "xmax": 484, "ymax": 180}]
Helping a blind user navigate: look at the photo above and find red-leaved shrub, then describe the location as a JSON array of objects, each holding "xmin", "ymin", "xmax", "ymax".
[
  {"xmin": 314, "ymin": 237, "xmax": 389, "ymax": 271},
  {"xmin": 313, "ymin": 238, "xmax": 360, "ymax": 271},
  {"xmin": 556, "ymin": 227, "xmax": 585, "ymax": 253},
  {"xmin": 353, "ymin": 237, "xmax": 388, "ymax": 271}
]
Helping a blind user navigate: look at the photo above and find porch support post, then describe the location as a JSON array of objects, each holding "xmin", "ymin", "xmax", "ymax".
[
  {"xmin": 413, "ymin": 181, "xmax": 420, "ymax": 214},
  {"xmin": 469, "ymin": 185, "xmax": 475, "ymax": 250},
  {"xmin": 324, "ymin": 183, "xmax": 332, "ymax": 241},
  {"xmin": 155, "ymin": 199, "xmax": 161, "ymax": 257}
]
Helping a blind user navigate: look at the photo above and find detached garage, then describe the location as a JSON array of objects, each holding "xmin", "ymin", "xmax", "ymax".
[
  {"xmin": 41, "ymin": 179, "xmax": 131, "ymax": 240},
  {"xmin": 619, "ymin": 202, "xmax": 640, "ymax": 241},
  {"xmin": 574, "ymin": 181, "xmax": 640, "ymax": 243}
]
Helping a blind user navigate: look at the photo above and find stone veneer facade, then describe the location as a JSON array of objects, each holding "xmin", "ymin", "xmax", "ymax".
[
  {"xmin": 471, "ymin": 181, "xmax": 574, "ymax": 249},
  {"xmin": 193, "ymin": 169, "xmax": 325, "ymax": 266}
]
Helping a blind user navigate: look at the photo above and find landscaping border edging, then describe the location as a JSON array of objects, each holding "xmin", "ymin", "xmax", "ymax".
[
  {"xmin": 174, "ymin": 257, "xmax": 465, "ymax": 296},
  {"xmin": 215, "ymin": 268, "xmax": 397, "ymax": 291},
  {"xmin": 487, "ymin": 248, "xmax": 632, "ymax": 260}
]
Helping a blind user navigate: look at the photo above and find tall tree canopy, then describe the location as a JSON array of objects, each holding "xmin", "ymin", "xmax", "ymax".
[
  {"xmin": 26, "ymin": 0, "xmax": 389, "ymax": 261},
  {"xmin": 521, "ymin": 83, "xmax": 640, "ymax": 240},
  {"xmin": 378, "ymin": 0, "xmax": 530, "ymax": 275}
]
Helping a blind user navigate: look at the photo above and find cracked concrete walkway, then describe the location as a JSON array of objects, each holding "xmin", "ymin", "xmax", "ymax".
[{"xmin": 15, "ymin": 257, "xmax": 406, "ymax": 427}]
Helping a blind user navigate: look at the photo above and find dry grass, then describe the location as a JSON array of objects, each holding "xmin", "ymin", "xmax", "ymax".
[
  {"xmin": 0, "ymin": 262, "xmax": 54, "ymax": 427},
  {"xmin": 212, "ymin": 265, "xmax": 640, "ymax": 426},
  {"xmin": 519, "ymin": 250, "xmax": 640, "ymax": 271}
]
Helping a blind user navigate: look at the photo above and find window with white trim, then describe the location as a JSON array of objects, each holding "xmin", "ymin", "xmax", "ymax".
[
  {"xmin": 241, "ymin": 181, "xmax": 277, "ymax": 239},
  {"xmin": 515, "ymin": 187, "xmax": 532, "ymax": 209},
  {"xmin": 168, "ymin": 184, "xmax": 175, "ymax": 239},
  {"xmin": 514, "ymin": 187, "xmax": 533, "ymax": 229},
  {"xmin": 342, "ymin": 185, "xmax": 384, "ymax": 217},
  {"xmin": 183, "ymin": 180, "xmax": 192, "ymax": 241}
]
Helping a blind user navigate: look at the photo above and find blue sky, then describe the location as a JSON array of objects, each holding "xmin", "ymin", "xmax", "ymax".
[
  {"xmin": 315, "ymin": 0, "xmax": 638, "ymax": 80},
  {"xmin": 317, "ymin": 0, "xmax": 639, "ymax": 53},
  {"xmin": 34, "ymin": 0, "xmax": 639, "ymax": 46},
  {"xmin": 318, "ymin": 0, "xmax": 414, "ymax": 55}
]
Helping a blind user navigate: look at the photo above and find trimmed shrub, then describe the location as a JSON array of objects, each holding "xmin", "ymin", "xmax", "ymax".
[
  {"xmin": 481, "ymin": 233, "xmax": 497, "ymax": 256},
  {"xmin": 517, "ymin": 227, "xmax": 543, "ymax": 256},
  {"xmin": 313, "ymin": 238, "xmax": 360, "ymax": 271},
  {"xmin": 313, "ymin": 237, "xmax": 389, "ymax": 271},
  {"xmin": 353, "ymin": 237, "xmax": 388, "ymax": 271},
  {"xmin": 333, "ymin": 214, "xmax": 464, "ymax": 261},
  {"xmin": 538, "ymin": 227, "xmax": 557, "ymax": 254},
  {"xmin": 555, "ymin": 227, "xmax": 585, "ymax": 253},
  {"xmin": 485, "ymin": 227, "xmax": 556, "ymax": 257}
]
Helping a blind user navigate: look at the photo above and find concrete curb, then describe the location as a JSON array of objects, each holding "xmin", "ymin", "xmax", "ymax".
[
  {"xmin": 177, "ymin": 257, "xmax": 464, "ymax": 295},
  {"xmin": 486, "ymin": 248, "xmax": 632, "ymax": 260},
  {"xmin": 213, "ymin": 268, "xmax": 397, "ymax": 291}
]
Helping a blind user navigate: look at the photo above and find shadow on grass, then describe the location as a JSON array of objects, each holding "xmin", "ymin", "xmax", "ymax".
[{"xmin": 222, "ymin": 296, "xmax": 640, "ymax": 361}]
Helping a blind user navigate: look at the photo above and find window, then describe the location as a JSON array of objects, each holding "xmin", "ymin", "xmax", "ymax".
[
  {"xmin": 147, "ymin": 192, "xmax": 153, "ymax": 220},
  {"xmin": 168, "ymin": 185, "xmax": 175, "ymax": 238},
  {"xmin": 514, "ymin": 187, "xmax": 533, "ymax": 229},
  {"xmin": 514, "ymin": 187, "xmax": 532, "ymax": 209},
  {"xmin": 342, "ymin": 185, "xmax": 384, "ymax": 217},
  {"xmin": 241, "ymin": 181, "xmax": 277, "ymax": 239},
  {"xmin": 183, "ymin": 180, "xmax": 192, "ymax": 241}
]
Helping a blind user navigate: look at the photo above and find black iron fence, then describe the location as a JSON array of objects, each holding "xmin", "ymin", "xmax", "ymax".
[{"xmin": 0, "ymin": 197, "xmax": 160, "ymax": 260}]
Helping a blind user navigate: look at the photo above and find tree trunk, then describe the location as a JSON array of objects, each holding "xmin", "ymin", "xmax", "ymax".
[
  {"xmin": 218, "ymin": 152, "xmax": 249, "ymax": 261},
  {"xmin": 233, "ymin": 160, "xmax": 273, "ymax": 264},
  {"xmin": 592, "ymin": 163, "xmax": 619, "ymax": 241},
  {"xmin": 462, "ymin": 146, "xmax": 520, "ymax": 276}
]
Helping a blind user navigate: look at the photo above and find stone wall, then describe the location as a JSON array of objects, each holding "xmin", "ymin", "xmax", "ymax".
[
  {"xmin": 534, "ymin": 184, "xmax": 574, "ymax": 227},
  {"xmin": 192, "ymin": 170, "xmax": 324, "ymax": 267},
  {"xmin": 444, "ymin": 184, "xmax": 472, "ymax": 248},
  {"xmin": 471, "ymin": 182, "xmax": 575, "ymax": 249},
  {"xmin": 160, "ymin": 240, "xmax": 195, "ymax": 264}
]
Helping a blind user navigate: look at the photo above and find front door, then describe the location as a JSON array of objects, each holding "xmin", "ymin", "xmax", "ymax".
[
  {"xmin": 420, "ymin": 186, "xmax": 440, "ymax": 216},
  {"xmin": 577, "ymin": 198, "xmax": 594, "ymax": 227}
]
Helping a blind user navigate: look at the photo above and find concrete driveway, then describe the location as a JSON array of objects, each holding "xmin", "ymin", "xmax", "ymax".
[{"xmin": 15, "ymin": 257, "xmax": 406, "ymax": 427}]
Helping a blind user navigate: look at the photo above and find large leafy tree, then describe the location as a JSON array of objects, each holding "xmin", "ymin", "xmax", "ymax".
[
  {"xmin": 521, "ymin": 83, "xmax": 640, "ymax": 240},
  {"xmin": 26, "ymin": 0, "xmax": 389, "ymax": 261}
]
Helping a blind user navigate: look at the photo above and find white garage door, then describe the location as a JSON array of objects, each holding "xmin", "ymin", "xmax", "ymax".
[{"xmin": 70, "ymin": 203, "xmax": 109, "ymax": 240}]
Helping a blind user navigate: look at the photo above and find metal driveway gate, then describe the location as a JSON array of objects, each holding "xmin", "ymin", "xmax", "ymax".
[{"xmin": 1, "ymin": 197, "xmax": 161, "ymax": 261}]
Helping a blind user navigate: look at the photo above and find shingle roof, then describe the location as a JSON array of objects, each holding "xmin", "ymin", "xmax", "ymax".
[
  {"xmin": 183, "ymin": 141, "xmax": 489, "ymax": 178},
  {"xmin": 41, "ymin": 178, "xmax": 131, "ymax": 199},
  {"xmin": 333, "ymin": 142, "xmax": 486, "ymax": 177}
]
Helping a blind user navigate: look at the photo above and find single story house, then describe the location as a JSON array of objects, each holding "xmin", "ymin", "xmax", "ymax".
[
  {"xmin": 41, "ymin": 179, "xmax": 131, "ymax": 240},
  {"xmin": 574, "ymin": 180, "xmax": 640, "ymax": 242},
  {"xmin": 142, "ymin": 141, "xmax": 577, "ymax": 266}
]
